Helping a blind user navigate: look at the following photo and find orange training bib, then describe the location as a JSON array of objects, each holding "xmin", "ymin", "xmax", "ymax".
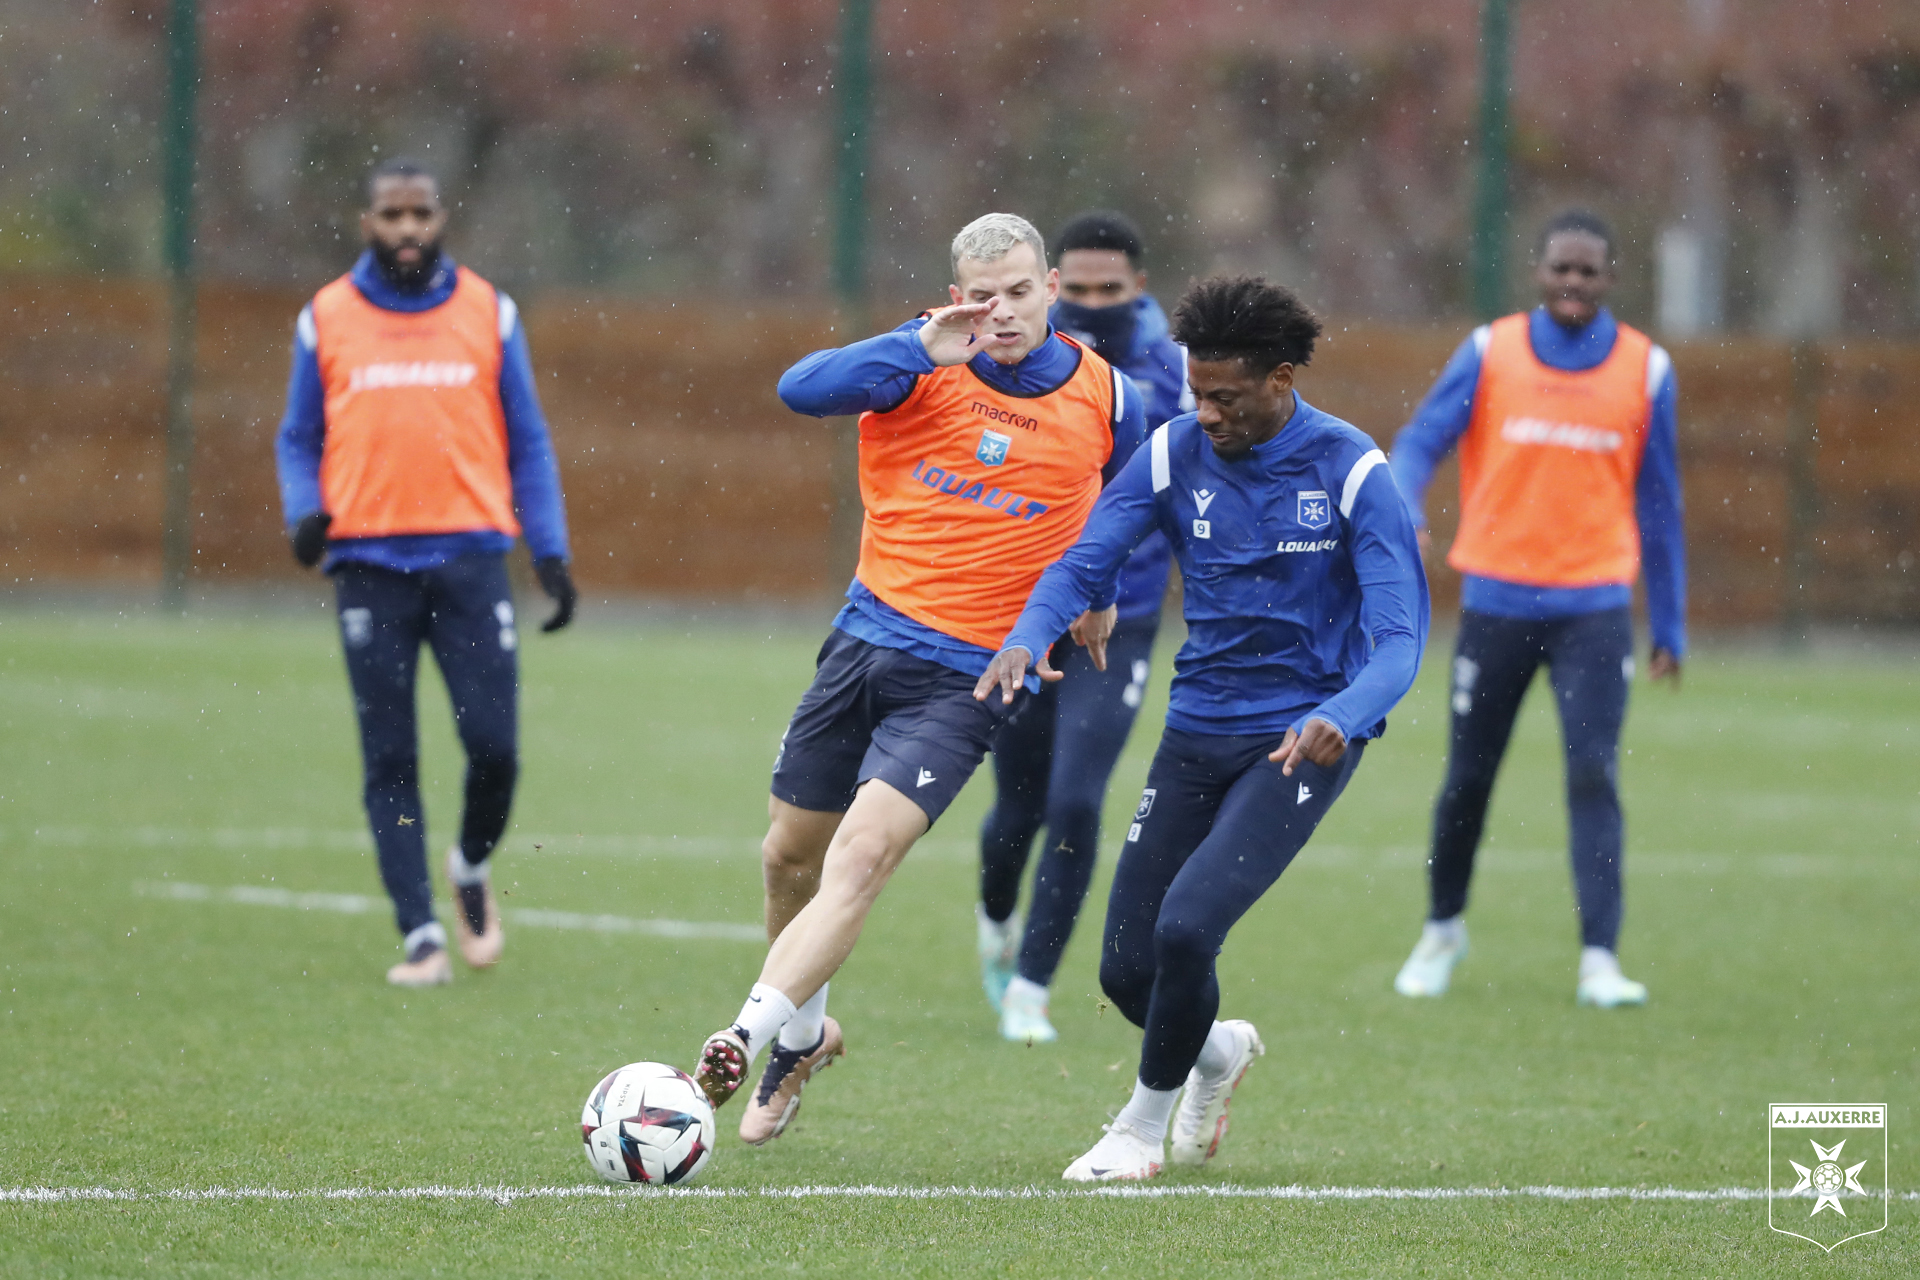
[
  {"xmin": 312, "ymin": 266, "xmax": 518, "ymax": 540},
  {"xmin": 854, "ymin": 335, "xmax": 1120, "ymax": 650},
  {"xmin": 1448, "ymin": 312, "xmax": 1654, "ymax": 588}
]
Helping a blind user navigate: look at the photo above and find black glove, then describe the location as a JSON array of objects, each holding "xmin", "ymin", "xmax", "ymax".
[
  {"xmin": 534, "ymin": 557, "xmax": 577, "ymax": 632},
  {"xmin": 290, "ymin": 512, "xmax": 332, "ymax": 568}
]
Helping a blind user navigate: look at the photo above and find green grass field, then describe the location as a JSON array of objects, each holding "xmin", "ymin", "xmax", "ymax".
[{"xmin": 1, "ymin": 602, "xmax": 1915, "ymax": 1277}]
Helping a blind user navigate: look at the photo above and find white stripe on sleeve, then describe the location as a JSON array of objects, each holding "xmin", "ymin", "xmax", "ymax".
[
  {"xmin": 1471, "ymin": 324, "xmax": 1492, "ymax": 357},
  {"xmin": 1646, "ymin": 343, "xmax": 1671, "ymax": 400},
  {"xmin": 295, "ymin": 304, "xmax": 316, "ymax": 351},
  {"xmin": 1340, "ymin": 448, "xmax": 1387, "ymax": 518},
  {"xmin": 497, "ymin": 293, "xmax": 519, "ymax": 344},
  {"xmin": 1111, "ymin": 364, "xmax": 1126, "ymax": 425},
  {"xmin": 1150, "ymin": 425, "xmax": 1171, "ymax": 493}
]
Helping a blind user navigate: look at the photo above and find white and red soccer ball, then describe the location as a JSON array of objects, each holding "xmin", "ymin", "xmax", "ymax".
[{"xmin": 580, "ymin": 1062, "xmax": 715, "ymax": 1186}]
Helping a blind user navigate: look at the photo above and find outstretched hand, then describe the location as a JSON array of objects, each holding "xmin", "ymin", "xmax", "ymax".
[
  {"xmin": 972, "ymin": 645, "xmax": 1062, "ymax": 706},
  {"xmin": 918, "ymin": 300, "xmax": 998, "ymax": 367},
  {"xmin": 1068, "ymin": 605, "xmax": 1118, "ymax": 671},
  {"xmin": 1269, "ymin": 717, "xmax": 1348, "ymax": 775}
]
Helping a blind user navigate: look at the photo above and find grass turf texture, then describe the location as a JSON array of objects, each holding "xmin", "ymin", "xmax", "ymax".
[{"xmin": 0, "ymin": 604, "xmax": 1914, "ymax": 1277}]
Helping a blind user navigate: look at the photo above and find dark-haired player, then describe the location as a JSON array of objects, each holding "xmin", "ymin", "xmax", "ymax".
[
  {"xmin": 975, "ymin": 210, "xmax": 1192, "ymax": 1043},
  {"xmin": 1387, "ymin": 209, "xmax": 1685, "ymax": 1009},
  {"xmin": 693, "ymin": 213, "xmax": 1147, "ymax": 1147},
  {"xmin": 275, "ymin": 159, "xmax": 577, "ymax": 987},
  {"xmin": 978, "ymin": 277, "xmax": 1428, "ymax": 1181}
]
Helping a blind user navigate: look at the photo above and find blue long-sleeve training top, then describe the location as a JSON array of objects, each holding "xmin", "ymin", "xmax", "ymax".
[
  {"xmin": 1004, "ymin": 398, "xmax": 1430, "ymax": 741},
  {"xmin": 778, "ymin": 318, "xmax": 1147, "ymax": 679},
  {"xmin": 1051, "ymin": 294, "xmax": 1192, "ymax": 622},
  {"xmin": 1387, "ymin": 305, "xmax": 1686, "ymax": 656},
  {"xmin": 274, "ymin": 249, "xmax": 571, "ymax": 573}
]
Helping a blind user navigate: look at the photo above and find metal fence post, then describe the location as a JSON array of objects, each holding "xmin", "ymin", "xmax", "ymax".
[{"xmin": 159, "ymin": 0, "xmax": 200, "ymax": 612}]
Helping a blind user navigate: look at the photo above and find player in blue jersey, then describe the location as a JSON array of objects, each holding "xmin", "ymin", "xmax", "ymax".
[
  {"xmin": 1386, "ymin": 210, "xmax": 1686, "ymax": 1009},
  {"xmin": 977, "ymin": 277, "xmax": 1429, "ymax": 1181},
  {"xmin": 975, "ymin": 210, "xmax": 1193, "ymax": 1043},
  {"xmin": 275, "ymin": 160, "xmax": 575, "ymax": 987}
]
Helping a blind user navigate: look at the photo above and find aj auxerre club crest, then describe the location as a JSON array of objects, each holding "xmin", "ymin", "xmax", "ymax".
[
  {"xmin": 1296, "ymin": 489, "xmax": 1331, "ymax": 531},
  {"xmin": 977, "ymin": 428, "xmax": 1012, "ymax": 467},
  {"xmin": 1768, "ymin": 1103, "xmax": 1888, "ymax": 1252}
]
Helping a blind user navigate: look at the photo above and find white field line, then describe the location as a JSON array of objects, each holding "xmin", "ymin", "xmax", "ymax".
[
  {"xmin": 132, "ymin": 881, "xmax": 763, "ymax": 943},
  {"xmin": 10, "ymin": 824, "xmax": 1913, "ymax": 878},
  {"xmin": 11, "ymin": 1182, "xmax": 1915, "ymax": 1205}
]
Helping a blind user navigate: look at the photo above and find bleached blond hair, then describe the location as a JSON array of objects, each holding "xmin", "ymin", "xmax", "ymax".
[{"xmin": 950, "ymin": 212, "xmax": 1048, "ymax": 279}]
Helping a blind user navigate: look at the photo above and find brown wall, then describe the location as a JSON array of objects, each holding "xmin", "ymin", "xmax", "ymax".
[{"xmin": 3, "ymin": 276, "xmax": 1916, "ymax": 627}]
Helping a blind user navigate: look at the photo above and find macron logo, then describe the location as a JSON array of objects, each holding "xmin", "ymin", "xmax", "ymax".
[
  {"xmin": 1297, "ymin": 783, "xmax": 1312, "ymax": 805},
  {"xmin": 916, "ymin": 768, "xmax": 937, "ymax": 789},
  {"xmin": 1192, "ymin": 488, "xmax": 1217, "ymax": 516}
]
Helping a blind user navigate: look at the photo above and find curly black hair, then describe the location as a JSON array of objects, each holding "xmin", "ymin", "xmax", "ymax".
[
  {"xmin": 1053, "ymin": 210, "xmax": 1147, "ymax": 266},
  {"xmin": 1535, "ymin": 208, "xmax": 1614, "ymax": 264},
  {"xmin": 1170, "ymin": 276, "xmax": 1322, "ymax": 376}
]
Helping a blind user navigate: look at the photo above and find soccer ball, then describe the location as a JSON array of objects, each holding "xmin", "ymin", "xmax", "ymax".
[{"xmin": 580, "ymin": 1061, "xmax": 716, "ymax": 1186}]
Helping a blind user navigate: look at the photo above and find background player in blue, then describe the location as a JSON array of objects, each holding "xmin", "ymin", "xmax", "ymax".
[
  {"xmin": 975, "ymin": 210, "xmax": 1193, "ymax": 1043},
  {"xmin": 1386, "ymin": 209, "xmax": 1686, "ymax": 1009},
  {"xmin": 275, "ymin": 160, "xmax": 576, "ymax": 988},
  {"xmin": 977, "ymin": 277, "xmax": 1428, "ymax": 1182}
]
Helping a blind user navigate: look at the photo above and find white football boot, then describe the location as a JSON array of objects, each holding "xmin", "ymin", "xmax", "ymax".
[
  {"xmin": 1062, "ymin": 1121, "xmax": 1164, "ymax": 1183},
  {"xmin": 1393, "ymin": 918, "xmax": 1468, "ymax": 997},
  {"xmin": 999, "ymin": 978, "xmax": 1058, "ymax": 1043},
  {"xmin": 1169, "ymin": 1020, "xmax": 1265, "ymax": 1166},
  {"xmin": 977, "ymin": 905, "xmax": 1019, "ymax": 1012},
  {"xmin": 1575, "ymin": 947, "xmax": 1647, "ymax": 1008}
]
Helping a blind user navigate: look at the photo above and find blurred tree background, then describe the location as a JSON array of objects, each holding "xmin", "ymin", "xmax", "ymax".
[
  {"xmin": 2, "ymin": 0, "xmax": 1918, "ymax": 621},
  {"xmin": 4, "ymin": 0, "xmax": 1917, "ymax": 333}
]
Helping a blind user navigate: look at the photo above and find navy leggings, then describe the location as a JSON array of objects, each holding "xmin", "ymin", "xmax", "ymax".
[
  {"xmin": 1427, "ymin": 607, "xmax": 1632, "ymax": 950},
  {"xmin": 334, "ymin": 555, "xmax": 520, "ymax": 938},
  {"xmin": 979, "ymin": 616, "xmax": 1157, "ymax": 986},
  {"xmin": 1101, "ymin": 727, "xmax": 1363, "ymax": 1090}
]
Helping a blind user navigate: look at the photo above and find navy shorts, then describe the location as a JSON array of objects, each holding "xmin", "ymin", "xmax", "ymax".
[{"xmin": 771, "ymin": 629, "xmax": 1006, "ymax": 824}]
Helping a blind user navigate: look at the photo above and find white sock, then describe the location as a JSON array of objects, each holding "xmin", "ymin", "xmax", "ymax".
[
  {"xmin": 1115, "ymin": 1079, "xmax": 1180, "ymax": 1145},
  {"xmin": 1579, "ymin": 946, "xmax": 1621, "ymax": 981},
  {"xmin": 1424, "ymin": 916, "xmax": 1465, "ymax": 948},
  {"xmin": 732, "ymin": 983, "xmax": 797, "ymax": 1063},
  {"xmin": 447, "ymin": 845, "xmax": 488, "ymax": 886},
  {"xmin": 402, "ymin": 921, "xmax": 447, "ymax": 957},
  {"xmin": 777, "ymin": 983, "xmax": 829, "ymax": 1051},
  {"xmin": 1004, "ymin": 976, "xmax": 1048, "ymax": 1008},
  {"xmin": 1194, "ymin": 1021, "xmax": 1239, "ymax": 1079}
]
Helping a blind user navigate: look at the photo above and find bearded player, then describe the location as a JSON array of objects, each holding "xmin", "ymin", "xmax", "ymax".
[
  {"xmin": 275, "ymin": 159, "xmax": 576, "ymax": 987},
  {"xmin": 693, "ymin": 213, "xmax": 1146, "ymax": 1145}
]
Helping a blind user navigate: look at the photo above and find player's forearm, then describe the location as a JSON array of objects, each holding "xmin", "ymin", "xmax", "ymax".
[
  {"xmin": 501, "ymin": 331, "xmax": 572, "ymax": 561},
  {"xmin": 777, "ymin": 330, "xmax": 933, "ymax": 417},
  {"xmin": 274, "ymin": 341, "xmax": 327, "ymax": 525},
  {"xmin": 1306, "ymin": 494, "xmax": 1431, "ymax": 738},
  {"xmin": 1636, "ymin": 380, "xmax": 1687, "ymax": 656},
  {"xmin": 1387, "ymin": 340, "xmax": 1482, "ymax": 529},
  {"xmin": 1003, "ymin": 560, "xmax": 1096, "ymax": 658},
  {"xmin": 1307, "ymin": 623, "xmax": 1424, "ymax": 742}
]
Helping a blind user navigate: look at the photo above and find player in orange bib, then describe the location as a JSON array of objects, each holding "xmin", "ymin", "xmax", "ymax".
[
  {"xmin": 690, "ymin": 214, "xmax": 1146, "ymax": 1143},
  {"xmin": 1386, "ymin": 210, "xmax": 1687, "ymax": 1009},
  {"xmin": 275, "ymin": 160, "xmax": 576, "ymax": 988}
]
